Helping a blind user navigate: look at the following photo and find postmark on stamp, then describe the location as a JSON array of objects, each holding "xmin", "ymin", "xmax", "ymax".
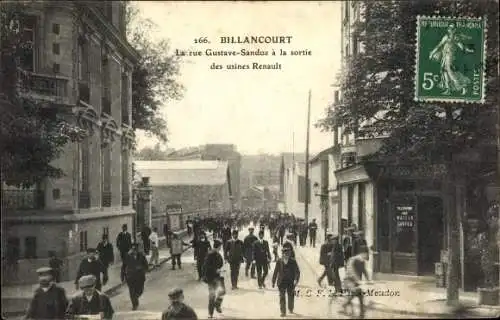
[{"xmin": 415, "ymin": 16, "xmax": 487, "ymax": 103}]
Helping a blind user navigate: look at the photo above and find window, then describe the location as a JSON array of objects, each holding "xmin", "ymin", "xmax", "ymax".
[
  {"xmin": 24, "ymin": 237, "xmax": 37, "ymax": 259},
  {"xmin": 6, "ymin": 237, "xmax": 21, "ymax": 261},
  {"xmin": 20, "ymin": 15, "xmax": 36, "ymax": 71},
  {"xmin": 52, "ymin": 43, "xmax": 60, "ymax": 55},
  {"xmin": 121, "ymin": 73, "xmax": 129, "ymax": 124},
  {"xmin": 103, "ymin": 227, "xmax": 109, "ymax": 237},
  {"xmin": 52, "ymin": 23, "xmax": 60, "ymax": 35},
  {"xmin": 52, "ymin": 188, "xmax": 60, "ymax": 200},
  {"xmin": 78, "ymin": 41, "xmax": 88, "ymax": 81},
  {"xmin": 79, "ymin": 231, "xmax": 88, "ymax": 252},
  {"xmin": 52, "ymin": 63, "xmax": 60, "ymax": 73}
]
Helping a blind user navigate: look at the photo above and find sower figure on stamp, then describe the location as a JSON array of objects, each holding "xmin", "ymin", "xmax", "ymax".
[
  {"xmin": 66, "ymin": 275, "xmax": 114, "ymax": 320},
  {"xmin": 224, "ymin": 229, "xmax": 245, "ymax": 289},
  {"xmin": 124, "ymin": 243, "xmax": 148, "ymax": 310},
  {"xmin": 243, "ymin": 227, "xmax": 258, "ymax": 278},
  {"xmin": 272, "ymin": 247, "xmax": 300, "ymax": 317},
  {"xmin": 202, "ymin": 239, "xmax": 226, "ymax": 319},
  {"xmin": 25, "ymin": 267, "xmax": 68, "ymax": 320},
  {"xmin": 116, "ymin": 224, "xmax": 133, "ymax": 282}
]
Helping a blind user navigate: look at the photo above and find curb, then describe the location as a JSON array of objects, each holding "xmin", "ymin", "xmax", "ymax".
[
  {"xmin": 294, "ymin": 248, "xmax": 499, "ymax": 318},
  {"xmin": 1, "ymin": 237, "xmax": 199, "ymax": 318}
]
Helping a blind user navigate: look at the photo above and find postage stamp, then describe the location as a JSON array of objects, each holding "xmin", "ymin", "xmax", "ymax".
[{"xmin": 415, "ymin": 16, "xmax": 487, "ymax": 103}]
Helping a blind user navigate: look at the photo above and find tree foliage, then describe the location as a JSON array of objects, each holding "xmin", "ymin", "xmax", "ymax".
[
  {"xmin": 317, "ymin": 0, "xmax": 499, "ymax": 168},
  {"xmin": 0, "ymin": 2, "xmax": 85, "ymax": 188},
  {"xmin": 134, "ymin": 143, "xmax": 172, "ymax": 160},
  {"xmin": 125, "ymin": 2, "xmax": 184, "ymax": 143}
]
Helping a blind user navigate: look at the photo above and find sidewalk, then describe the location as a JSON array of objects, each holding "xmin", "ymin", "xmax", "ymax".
[
  {"xmin": 1, "ymin": 231, "xmax": 198, "ymax": 317},
  {"xmin": 295, "ymin": 245, "xmax": 500, "ymax": 318}
]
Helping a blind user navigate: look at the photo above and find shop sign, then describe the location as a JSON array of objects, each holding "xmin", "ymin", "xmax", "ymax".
[{"xmin": 395, "ymin": 205, "xmax": 415, "ymax": 229}]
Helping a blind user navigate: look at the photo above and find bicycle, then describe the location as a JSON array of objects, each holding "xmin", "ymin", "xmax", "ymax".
[{"xmin": 329, "ymin": 280, "xmax": 373, "ymax": 319}]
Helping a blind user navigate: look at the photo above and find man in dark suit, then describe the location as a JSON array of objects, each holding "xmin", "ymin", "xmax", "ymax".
[
  {"xmin": 221, "ymin": 223, "xmax": 232, "ymax": 248},
  {"xmin": 329, "ymin": 235, "xmax": 345, "ymax": 294},
  {"xmin": 224, "ymin": 230, "xmax": 244, "ymax": 289},
  {"xmin": 318, "ymin": 233, "xmax": 335, "ymax": 287},
  {"xmin": 124, "ymin": 243, "xmax": 149, "ymax": 310},
  {"xmin": 192, "ymin": 232, "xmax": 211, "ymax": 281},
  {"xmin": 97, "ymin": 234, "xmax": 114, "ymax": 277},
  {"xmin": 116, "ymin": 224, "xmax": 133, "ymax": 282},
  {"xmin": 309, "ymin": 219, "xmax": 318, "ymax": 247},
  {"xmin": 202, "ymin": 239, "xmax": 225, "ymax": 319},
  {"xmin": 243, "ymin": 227, "xmax": 258, "ymax": 278},
  {"xmin": 75, "ymin": 248, "xmax": 108, "ymax": 291},
  {"xmin": 25, "ymin": 267, "xmax": 68, "ymax": 319},
  {"xmin": 272, "ymin": 247, "xmax": 300, "ymax": 317},
  {"xmin": 252, "ymin": 230, "xmax": 272, "ymax": 289}
]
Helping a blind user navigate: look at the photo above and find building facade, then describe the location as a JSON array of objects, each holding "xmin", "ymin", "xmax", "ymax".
[
  {"xmin": 1, "ymin": 2, "xmax": 139, "ymax": 285},
  {"xmin": 134, "ymin": 160, "xmax": 233, "ymax": 230},
  {"xmin": 282, "ymin": 162, "xmax": 309, "ymax": 218},
  {"xmin": 166, "ymin": 144, "xmax": 241, "ymax": 209}
]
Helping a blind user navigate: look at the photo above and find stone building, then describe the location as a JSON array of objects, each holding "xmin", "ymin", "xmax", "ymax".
[
  {"xmin": 166, "ymin": 144, "xmax": 241, "ymax": 209},
  {"xmin": 134, "ymin": 160, "xmax": 233, "ymax": 230},
  {"xmin": 1, "ymin": 2, "xmax": 138, "ymax": 285}
]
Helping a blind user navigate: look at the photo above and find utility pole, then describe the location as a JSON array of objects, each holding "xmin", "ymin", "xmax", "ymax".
[{"xmin": 304, "ymin": 90, "xmax": 312, "ymax": 224}]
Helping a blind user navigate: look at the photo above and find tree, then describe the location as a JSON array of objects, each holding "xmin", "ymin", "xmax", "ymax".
[
  {"xmin": 317, "ymin": 0, "xmax": 499, "ymax": 167},
  {"xmin": 134, "ymin": 143, "xmax": 171, "ymax": 160},
  {"xmin": 125, "ymin": 2, "xmax": 184, "ymax": 143},
  {"xmin": 0, "ymin": 2, "xmax": 85, "ymax": 188}
]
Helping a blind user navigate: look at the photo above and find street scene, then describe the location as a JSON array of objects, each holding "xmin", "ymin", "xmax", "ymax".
[{"xmin": 1, "ymin": 0, "xmax": 499, "ymax": 320}]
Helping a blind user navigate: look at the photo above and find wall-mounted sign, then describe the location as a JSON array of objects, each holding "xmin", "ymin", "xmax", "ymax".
[
  {"xmin": 395, "ymin": 205, "xmax": 415, "ymax": 229},
  {"xmin": 393, "ymin": 202, "xmax": 417, "ymax": 253}
]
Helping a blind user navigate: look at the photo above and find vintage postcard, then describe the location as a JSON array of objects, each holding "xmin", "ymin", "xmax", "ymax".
[{"xmin": 1, "ymin": 1, "xmax": 499, "ymax": 319}]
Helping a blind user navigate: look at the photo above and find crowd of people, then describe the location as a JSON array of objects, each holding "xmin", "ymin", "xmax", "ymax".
[{"xmin": 24, "ymin": 210, "xmax": 372, "ymax": 319}]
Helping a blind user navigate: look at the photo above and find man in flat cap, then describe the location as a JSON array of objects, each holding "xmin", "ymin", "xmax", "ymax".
[
  {"xmin": 192, "ymin": 232, "xmax": 212, "ymax": 281},
  {"xmin": 161, "ymin": 288, "xmax": 197, "ymax": 320},
  {"xmin": 122, "ymin": 243, "xmax": 148, "ymax": 310},
  {"xmin": 341, "ymin": 245, "xmax": 372, "ymax": 318},
  {"xmin": 282, "ymin": 233, "xmax": 296, "ymax": 259},
  {"xmin": 243, "ymin": 227, "xmax": 257, "ymax": 278},
  {"xmin": 25, "ymin": 267, "xmax": 68, "ymax": 319},
  {"xmin": 66, "ymin": 275, "xmax": 114, "ymax": 319},
  {"xmin": 318, "ymin": 233, "xmax": 335, "ymax": 287},
  {"xmin": 116, "ymin": 224, "xmax": 133, "ymax": 282},
  {"xmin": 224, "ymin": 229, "xmax": 244, "ymax": 289},
  {"xmin": 202, "ymin": 239, "xmax": 225, "ymax": 319},
  {"xmin": 272, "ymin": 247, "xmax": 300, "ymax": 317},
  {"xmin": 75, "ymin": 248, "xmax": 108, "ymax": 291}
]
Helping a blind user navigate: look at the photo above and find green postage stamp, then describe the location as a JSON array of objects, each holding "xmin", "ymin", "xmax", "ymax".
[{"xmin": 415, "ymin": 16, "xmax": 487, "ymax": 103}]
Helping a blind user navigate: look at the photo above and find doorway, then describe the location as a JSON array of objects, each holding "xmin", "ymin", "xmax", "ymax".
[{"xmin": 417, "ymin": 196, "xmax": 444, "ymax": 275}]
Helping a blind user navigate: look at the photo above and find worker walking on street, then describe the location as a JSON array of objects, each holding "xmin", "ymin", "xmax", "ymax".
[
  {"xmin": 25, "ymin": 267, "xmax": 68, "ymax": 320},
  {"xmin": 202, "ymin": 239, "xmax": 226, "ymax": 319},
  {"xmin": 243, "ymin": 227, "xmax": 258, "ymax": 278},
  {"xmin": 124, "ymin": 243, "xmax": 149, "ymax": 310},
  {"xmin": 272, "ymin": 247, "xmax": 300, "ymax": 317},
  {"xmin": 170, "ymin": 232, "xmax": 190, "ymax": 270},
  {"xmin": 224, "ymin": 229, "xmax": 244, "ymax": 289},
  {"xmin": 66, "ymin": 275, "xmax": 114, "ymax": 319}
]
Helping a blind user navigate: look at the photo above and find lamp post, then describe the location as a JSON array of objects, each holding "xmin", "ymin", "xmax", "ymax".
[{"xmin": 314, "ymin": 182, "xmax": 329, "ymax": 241}]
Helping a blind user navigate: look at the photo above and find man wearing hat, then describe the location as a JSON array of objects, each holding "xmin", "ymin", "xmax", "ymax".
[
  {"xmin": 341, "ymin": 245, "xmax": 371, "ymax": 318},
  {"xmin": 282, "ymin": 233, "xmax": 296, "ymax": 259},
  {"xmin": 192, "ymin": 232, "xmax": 212, "ymax": 281},
  {"xmin": 25, "ymin": 267, "xmax": 68, "ymax": 319},
  {"xmin": 308, "ymin": 218, "xmax": 318, "ymax": 248},
  {"xmin": 116, "ymin": 224, "xmax": 133, "ymax": 282},
  {"xmin": 75, "ymin": 248, "xmax": 108, "ymax": 291},
  {"xmin": 318, "ymin": 233, "xmax": 335, "ymax": 287},
  {"xmin": 124, "ymin": 243, "xmax": 148, "ymax": 310},
  {"xmin": 66, "ymin": 275, "xmax": 114, "ymax": 319},
  {"xmin": 352, "ymin": 230, "xmax": 368, "ymax": 256},
  {"xmin": 243, "ymin": 227, "xmax": 257, "ymax": 278},
  {"xmin": 224, "ymin": 229, "xmax": 244, "ymax": 289},
  {"xmin": 202, "ymin": 239, "xmax": 225, "ymax": 319},
  {"xmin": 252, "ymin": 230, "xmax": 272, "ymax": 289},
  {"xmin": 161, "ymin": 288, "xmax": 197, "ymax": 320},
  {"xmin": 272, "ymin": 247, "xmax": 300, "ymax": 317},
  {"xmin": 328, "ymin": 235, "xmax": 345, "ymax": 294}
]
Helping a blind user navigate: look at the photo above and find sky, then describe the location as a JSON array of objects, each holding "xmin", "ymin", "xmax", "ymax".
[{"xmin": 133, "ymin": 1, "xmax": 342, "ymax": 156}]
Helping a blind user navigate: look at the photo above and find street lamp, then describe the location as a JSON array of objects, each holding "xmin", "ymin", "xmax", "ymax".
[{"xmin": 313, "ymin": 182, "xmax": 329, "ymax": 241}]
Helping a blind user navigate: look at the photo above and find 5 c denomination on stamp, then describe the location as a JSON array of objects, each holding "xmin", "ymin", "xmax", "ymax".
[{"xmin": 415, "ymin": 16, "xmax": 487, "ymax": 104}]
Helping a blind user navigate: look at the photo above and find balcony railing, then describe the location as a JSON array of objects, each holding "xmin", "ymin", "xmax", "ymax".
[
  {"xmin": 102, "ymin": 191, "xmax": 112, "ymax": 207},
  {"xmin": 2, "ymin": 189, "xmax": 45, "ymax": 210},
  {"xmin": 17, "ymin": 69, "xmax": 68, "ymax": 100},
  {"xmin": 122, "ymin": 192, "xmax": 130, "ymax": 206},
  {"xmin": 79, "ymin": 191, "xmax": 91, "ymax": 209}
]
